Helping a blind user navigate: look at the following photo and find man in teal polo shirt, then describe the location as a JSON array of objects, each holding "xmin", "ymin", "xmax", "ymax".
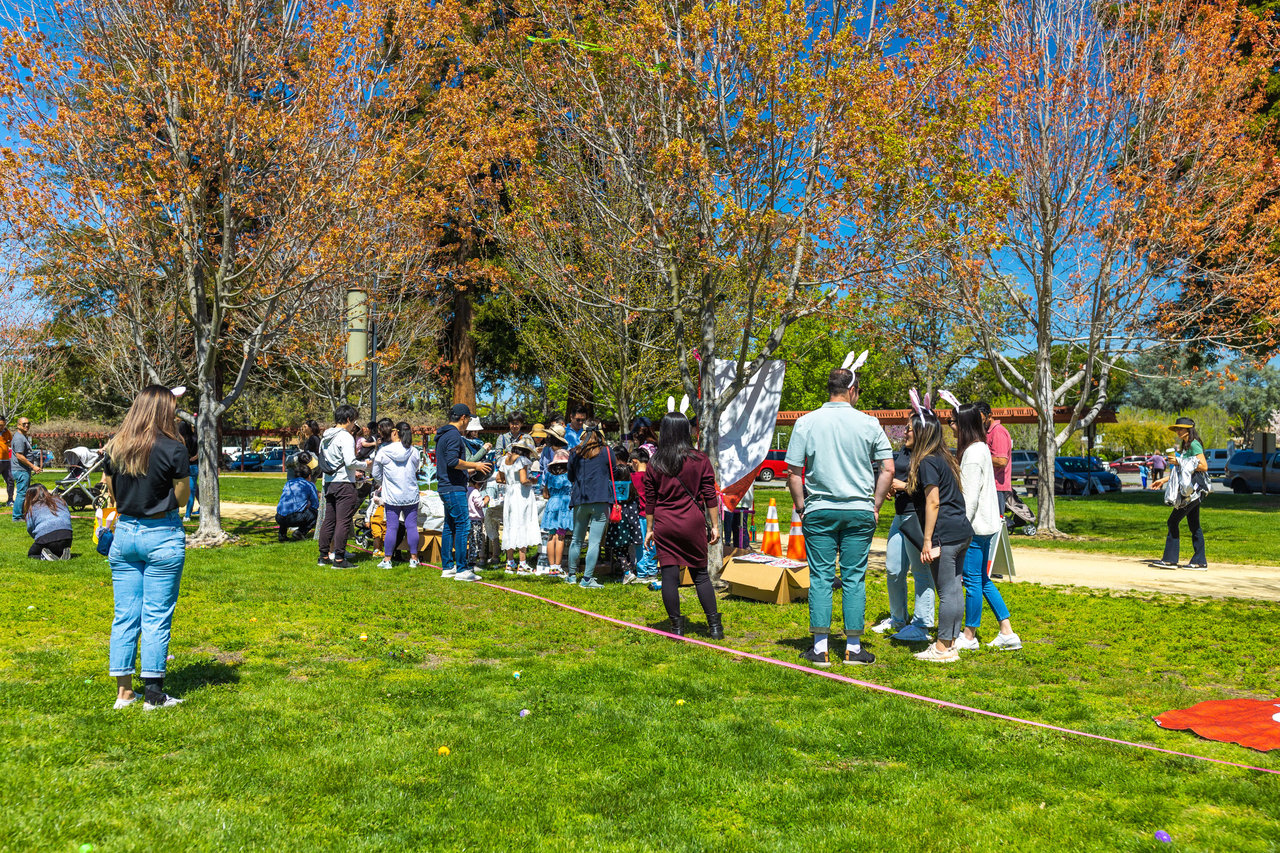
[{"xmin": 786, "ymin": 367, "xmax": 894, "ymax": 667}]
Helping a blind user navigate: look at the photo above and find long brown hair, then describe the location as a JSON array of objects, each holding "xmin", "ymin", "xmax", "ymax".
[
  {"xmin": 574, "ymin": 421, "xmax": 605, "ymax": 460},
  {"xmin": 954, "ymin": 403, "xmax": 987, "ymax": 458},
  {"xmin": 906, "ymin": 411, "xmax": 962, "ymax": 494},
  {"xmin": 105, "ymin": 385, "xmax": 178, "ymax": 476},
  {"xmin": 23, "ymin": 483, "xmax": 64, "ymax": 517}
]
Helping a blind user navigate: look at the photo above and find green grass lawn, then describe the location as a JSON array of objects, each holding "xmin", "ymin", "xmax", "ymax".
[{"xmin": 1, "ymin": 516, "xmax": 1278, "ymax": 851}]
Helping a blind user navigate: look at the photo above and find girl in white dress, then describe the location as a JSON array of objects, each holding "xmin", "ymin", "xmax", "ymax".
[{"xmin": 498, "ymin": 435, "xmax": 541, "ymax": 573}]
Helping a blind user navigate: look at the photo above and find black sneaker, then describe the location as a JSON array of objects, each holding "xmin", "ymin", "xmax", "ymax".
[
  {"xmin": 331, "ymin": 558, "xmax": 357, "ymax": 569},
  {"xmin": 318, "ymin": 555, "xmax": 332, "ymax": 567},
  {"xmin": 843, "ymin": 647, "xmax": 876, "ymax": 665},
  {"xmin": 143, "ymin": 692, "xmax": 184, "ymax": 711},
  {"xmin": 799, "ymin": 649, "xmax": 832, "ymax": 668},
  {"xmin": 1151, "ymin": 560, "xmax": 1179, "ymax": 570}
]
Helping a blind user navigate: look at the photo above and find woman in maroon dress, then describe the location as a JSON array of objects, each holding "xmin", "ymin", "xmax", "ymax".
[{"xmin": 643, "ymin": 413, "xmax": 723, "ymax": 639}]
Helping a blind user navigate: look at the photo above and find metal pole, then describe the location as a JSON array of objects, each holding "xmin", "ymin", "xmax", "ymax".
[{"xmin": 369, "ymin": 282, "xmax": 378, "ymax": 423}]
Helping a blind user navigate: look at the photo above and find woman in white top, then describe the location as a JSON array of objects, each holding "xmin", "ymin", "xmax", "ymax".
[
  {"xmin": 952, "ymin": 402, "xmax": 1021, "ymax": 651},
  {"xmin": 371, "ymin": 421, "xmax": 422, "ymax": 569},
  {"xmin": 498, "ymin": 434, "xmax": 542, "ymax": 573}
]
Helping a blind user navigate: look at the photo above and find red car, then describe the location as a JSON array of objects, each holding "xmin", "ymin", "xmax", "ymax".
[
  {"xmin": 755, "ymin": 449, "xmax": 789, "ymax": 481},
  {"xmin": 1109, "ymin": 455, "xmax": 1148, "ymax": 473}
]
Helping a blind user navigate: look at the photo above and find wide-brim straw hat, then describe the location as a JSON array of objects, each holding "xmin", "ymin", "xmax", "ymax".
[
  {"xmin": 511, "ymin": 434, "xmax": 537, "ymax": 455},
  {"xmin": 531, "ymin": 423, "xmax": 547, "ymax": 439},
  {"xmin": 544, "ymin": 423, "xmax": 568, "ymax": 445}
]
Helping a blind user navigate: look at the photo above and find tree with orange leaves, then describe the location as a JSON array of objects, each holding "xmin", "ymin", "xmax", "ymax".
[
  {"xmin": 953, "ymin": 0, "xmax": 1280, "ymax": 534},
  {"xmin": 485, "ymin": 0, "xmax": 1005, "ymax": 573},
  {"xmin": 0, "ymin": 0, "xmax": 500, "ymax": 542}
]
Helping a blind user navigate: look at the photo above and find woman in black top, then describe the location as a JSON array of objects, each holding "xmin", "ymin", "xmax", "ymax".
[
  {"xmin": 103, "ymin": 386, "xmax": 191, "ymax": 710},
  {"xmin": 903, "ymin": 409, "xmax": 972, "ymax": 664},
  {"xmin": 177, "ymin": 420, "xmax": 199, "ymax": 521}
]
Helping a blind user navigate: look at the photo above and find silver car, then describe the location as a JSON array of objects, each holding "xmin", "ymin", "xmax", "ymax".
[{"xmin": 1225, "ymin": 450, "xmax": 1280, "ymax": 494}]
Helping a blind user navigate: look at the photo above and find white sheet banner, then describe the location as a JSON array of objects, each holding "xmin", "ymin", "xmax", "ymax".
[{"xmin": 713, "ymin": 358, "xmax": 786, "ymax": 510}]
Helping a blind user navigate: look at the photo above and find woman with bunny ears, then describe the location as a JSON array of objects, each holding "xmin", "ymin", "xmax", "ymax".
[{"xmin": 902, "ymin": 391, "xmax": 972, "ymax": 664}]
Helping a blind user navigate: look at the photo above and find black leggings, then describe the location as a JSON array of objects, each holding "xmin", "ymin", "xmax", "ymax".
[
  {"xmin": 660, "ymin": 564, "xmax": 719, "ymax": 620},
  {"xmin": 29, "ymin": 534, "xmax": 72, "ymax": 558}
]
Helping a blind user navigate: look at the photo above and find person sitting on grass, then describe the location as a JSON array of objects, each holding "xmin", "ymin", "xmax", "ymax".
[
  {"xmin": 276, "ymin": 452, "xmax": 319, "ymax": 542},
  {"xmin": 24, "ymin": 483, "xmax": 72, "ymax": 560}
]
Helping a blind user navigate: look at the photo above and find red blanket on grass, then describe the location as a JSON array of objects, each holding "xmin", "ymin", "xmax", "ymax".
[{"xmin": 1155, "ymin": 698, "xmax": 1280, "ymax": 752}]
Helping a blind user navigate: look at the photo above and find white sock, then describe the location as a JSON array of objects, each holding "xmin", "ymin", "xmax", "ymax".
[
  {"xmin": 848, "ymin": 638, "xmax": 861, "ymax": 654},
  {"xmin": 813, "ymin": 634, "xmax": 828, "ymax": 655}
]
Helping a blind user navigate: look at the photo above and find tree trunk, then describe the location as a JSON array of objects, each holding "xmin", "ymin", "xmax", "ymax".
[
  {"xmin": 193, "ymin": 374, "xmax": 230, "ymax": 545},
  {"xmin": 450, "ymin": 286, "xmax": 476, "ymax": 411}
]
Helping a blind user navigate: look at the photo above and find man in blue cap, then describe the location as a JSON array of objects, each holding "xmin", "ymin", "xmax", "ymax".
[{"xmin": 435, "ymin": 404, "xmax": 493, "ymax": 580}]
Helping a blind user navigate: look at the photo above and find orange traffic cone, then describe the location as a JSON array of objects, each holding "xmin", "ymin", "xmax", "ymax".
[
  {"xmin": 761, "ymin": 499, "xmax": 783, "ymax": 557},
  {"xmin": 786, "ymin": 509, "xmax": 806, "ymax": 561}
]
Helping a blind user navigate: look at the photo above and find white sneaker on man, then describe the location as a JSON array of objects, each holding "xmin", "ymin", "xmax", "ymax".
[
  {"xmin": 440, "ymin": 568, "xmax": 457, "ymax": 579},
  {"xmin": 453, "ymin": 569, "xmax": 480, "ymax": 582},
  {"xmin": 953, "ymin": 635, "xmax": 980, "ymax": 651}
]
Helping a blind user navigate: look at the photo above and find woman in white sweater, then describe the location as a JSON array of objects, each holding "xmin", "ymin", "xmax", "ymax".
[{"xmin": 952, "ymin": 403, "xmax": 1021, "ymax": 651}]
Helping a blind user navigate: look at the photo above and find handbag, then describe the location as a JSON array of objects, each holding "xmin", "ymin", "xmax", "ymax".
[{"xmin": 607, "ymin": 448, "xmax": 622, "ymax": 523}]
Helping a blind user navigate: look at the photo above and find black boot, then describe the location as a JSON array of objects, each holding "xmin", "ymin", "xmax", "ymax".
[
  {"xmin": 668, "ymin": 616, "xmax": 686, "ymax": 637},
  {"xmin": 707, "ymin": 612, "xmax": 724, "ymax": 640}
]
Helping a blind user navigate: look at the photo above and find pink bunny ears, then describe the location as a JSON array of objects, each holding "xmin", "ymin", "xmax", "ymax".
[
  {"xmin": 937, "ymin": 389, "xmax": 961, "ymax": 411},
  {"xmin": 908, "ymin": 388, "xmax": 933, "ymax": 419},
  {"xmin": 841, "ymin": 350, "xmax": 868, "ymax": 388}
]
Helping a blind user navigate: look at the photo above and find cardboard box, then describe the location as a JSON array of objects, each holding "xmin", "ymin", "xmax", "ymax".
[
  {"xmin": 721, "ymin": 557, "xmax": 809, "ymax": 605},
  {"xmin": 420, "ymin": 532, "xmax": 442, "ymax": 566}
]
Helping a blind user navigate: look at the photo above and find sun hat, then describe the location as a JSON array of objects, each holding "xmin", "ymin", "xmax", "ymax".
[
  {"xmin": 551, "ymin": 449, "xmax": 570, "ymax": 465},
  {"xmin": 544, "ymin": 423, "xmax": 568, "ymax": 445},
  {"xmin": 531, "ymin": 423, "xmax": 547, "ymax": 439},
  {"xmin": 466, "ymin": 417, "xmax": 483, "ymax": 432},
  {"xmin": 511, "ymin": 434, "xmax": 537, "ymax": 455},
  {"xmin": 1167, "ymin": 416, "xmax": 1196, "ymax": 433}
]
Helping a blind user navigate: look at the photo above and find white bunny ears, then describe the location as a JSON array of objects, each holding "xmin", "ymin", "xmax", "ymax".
[
  {"xmin": 841, "ymin": 350, "xmax": 869, "ymax": 388},
  {"xmin": 171, "ymin": 386, "xmax": 186, "ymax": 398},
  {"xmin": 666, "ymin": 395, "xmax": 691, "ymax": 415},
  {"xmin": 937, "ymin": 389, "xmax": 961, "ymax": 410}
]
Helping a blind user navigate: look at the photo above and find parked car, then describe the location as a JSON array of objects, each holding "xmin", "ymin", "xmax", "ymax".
[
  {"xmin": 1010, "ymin": 450, "xmax": 1037, "ymax": 479},
  {"xmin": 230, "ymin": 451, "xmax": 264, "ymax": 472},
  {"xmin": 261, "ymin": 448, "xmax": 286, "ymax": 472},
  {"xmin": 755, "ymin": 449, "xmax": 789, "ymax": 482},
  {"xmin": 1026, "ymin": 456, "xmax": 1122, "ymax": 495},
  {"xmin": 1109, "ymin": 455, "xmax": 1149, "ymax": 473},
  {"xmin": 1204, "ymin": 448, "xmax": 1231, "ymax": 477},
  {"xmin": 1224, "ymin": 450, "xmax": 1280, "ymax": 494}
]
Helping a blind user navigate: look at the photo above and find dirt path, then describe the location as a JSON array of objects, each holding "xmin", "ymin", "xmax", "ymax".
[{"xmin": 861, "ymin": 537, "xmax": 1280, "ymax": 602}]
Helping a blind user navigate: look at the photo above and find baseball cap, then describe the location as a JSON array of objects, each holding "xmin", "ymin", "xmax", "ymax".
[{"xmin": 449, "ymin": 403, "xmax": 472, "ymax": 420}]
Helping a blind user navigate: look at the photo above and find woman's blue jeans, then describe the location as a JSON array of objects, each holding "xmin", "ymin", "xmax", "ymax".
[
  {"xmin": 962, "ymin": 532, "xmax": 1010, "ymax": 629},
  {"xmin": 885, "ymin": 514, "xmax": 936, "ymax": 628},
  {"xmin": 109, "ymin": 512, "xmax": 186, "ymax": 678},
  {"xmin": 567, "ymin": 502, "xmax": 609, "ymax": 579},
  {"xmin": 185, "ymin": 463, "xmax": 199, "ymax": 518}
]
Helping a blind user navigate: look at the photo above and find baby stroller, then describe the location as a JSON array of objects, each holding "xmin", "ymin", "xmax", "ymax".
[
  {"xmin": 1005, "ymin": 490, "xmax": 1038, "ymax": 535},
  {"xmin": 55, "ymin": 447, "xmax": 106, "ymax": 511}
]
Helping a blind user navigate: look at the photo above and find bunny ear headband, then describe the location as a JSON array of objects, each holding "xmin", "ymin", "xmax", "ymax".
[
  {"xmin": 840, "ymin": 350, "xmax": 869, "ymax": 388},
  {"xmin": 171, "ymin": 386, "xmax": 186, "ymax": 398},
  {"xmin": 908, "ymin": 388, "xmax": 934, "ymax": 420},
  {"xmin": 937, "ymin": 389, "xmax": 961, "ymax": 411},
  {"xmin": 667, "ymin": 395, "xmax": 692, "ymax": 416}
]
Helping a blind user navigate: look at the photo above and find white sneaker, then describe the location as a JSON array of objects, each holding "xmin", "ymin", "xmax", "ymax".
[
  {"xmin": 516, "ymin": 563, "xmax": 534, "ymax": 576},
  {"xmin": 409, "ymin": 558, "xmax": 419, "ymax": 569},
  {"xmin": 954, "ymin": 635, "xmax": 980, "ymax": 651},
  {"xmin": 377, "ymin": 559, "xmax": 393, "ymax": 570},
  {"xmin": 440, "ymin": 568, "xmax": 458, "ymax": 579},
  {"xmin": 914, "ymin": 644, "xmax": 960, "ymax": 663},
  {"xmin": 113, "ymin": 695, "xmax": 138, "ymax": 710},
  {"xmin": 453, "ymin": 569, "xmax": 480, "ymax": 582},
  {"xmin": 987, "ymin": 632, "xmax": 1022, "ymax": 651},
  {"xmin": 870, "ymin": 617, "xmax": 900, "ymax": 635},
  {"xmin": 534, "ymin": 565, "xmax": 551, "ymax": 576}
]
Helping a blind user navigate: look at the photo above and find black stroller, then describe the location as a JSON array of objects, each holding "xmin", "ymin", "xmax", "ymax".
[{"xmin": 55, "ymin": 447, "xmax": 106, "ymax": 511}]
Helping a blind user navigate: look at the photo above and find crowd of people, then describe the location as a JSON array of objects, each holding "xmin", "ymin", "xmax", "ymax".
[{"xmin": 2, "ymin": 363, "xmax": 1218, "ymax": 706}]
